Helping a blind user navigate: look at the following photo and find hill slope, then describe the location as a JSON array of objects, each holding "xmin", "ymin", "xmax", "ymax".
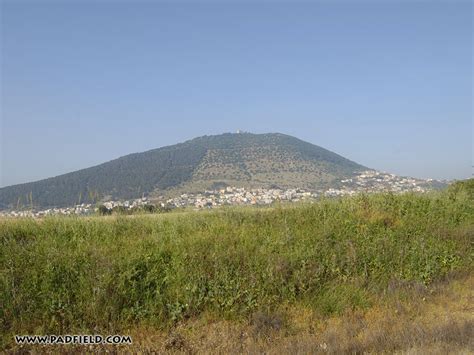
[{"xmin": 0, "ymin": 133, "xmax": 367, "ymax": 208}]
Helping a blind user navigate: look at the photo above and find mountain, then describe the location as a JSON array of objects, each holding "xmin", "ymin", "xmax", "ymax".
[{"xmin": 0, "ymin": 133, "xmax": 367, "ymax": 209}]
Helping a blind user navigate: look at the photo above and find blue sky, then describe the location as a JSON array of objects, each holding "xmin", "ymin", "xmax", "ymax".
[{"xmin": 1, "ymin": 0, "xmax": 472, "ymax": 187}]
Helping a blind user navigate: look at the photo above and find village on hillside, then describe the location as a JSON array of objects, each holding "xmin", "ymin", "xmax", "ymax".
[{"xmin": 0, "ymin": 171, "xmax": 447, "ymax": 218}]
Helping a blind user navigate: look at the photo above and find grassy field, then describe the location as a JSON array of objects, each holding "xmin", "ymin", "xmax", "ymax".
[{"xmin": 1, "ymin": 181, "xmax": 473, "ymax": 352}]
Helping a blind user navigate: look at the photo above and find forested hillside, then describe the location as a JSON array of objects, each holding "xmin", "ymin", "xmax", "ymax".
[{"xmin": 0, "ymin": 133, "xmax": 366, "ymax": 208}]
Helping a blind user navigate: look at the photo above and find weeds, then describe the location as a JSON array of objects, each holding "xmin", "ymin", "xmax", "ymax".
[{"xmin": 0, "ymin": 186, "xmax": 473, "ymax": 350}]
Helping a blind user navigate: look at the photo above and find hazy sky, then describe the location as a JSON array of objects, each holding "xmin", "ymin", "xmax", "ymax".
[{"xmin": 1, "ymin": 0, "xmax": 472, "ymax": 187}]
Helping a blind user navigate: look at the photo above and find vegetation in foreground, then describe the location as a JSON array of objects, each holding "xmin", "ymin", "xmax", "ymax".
[{"xmin": 0, "ymin": 181, "xmax": 473, "ymax": 352}]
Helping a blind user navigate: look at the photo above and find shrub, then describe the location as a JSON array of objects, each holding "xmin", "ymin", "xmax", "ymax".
[
  {"xmin": 97, "ymin": 205, "xmax": 111, "ymax": 215},
  {"xmin": 0, "ymin": 189, "xmax": 472, "ymax": 348}
]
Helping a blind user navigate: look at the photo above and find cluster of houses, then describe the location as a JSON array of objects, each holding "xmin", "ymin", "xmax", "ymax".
[
  {"xmin": 0, "ymin": 197, "xmax": 151, "ymax": 218},
  {"xmin": 159, "ymin": 171, "xmax": 444, "ymax": 207},
  {"xmin": 325, "ymin": 170, "xmax": 445, "ymax": 197},
  {"xmin": 101, "ymin": 197, "xmax": 150, "ymax": 210},
  {"xmin": 159, "ymin": 187, "xmax": 315, "ymax": 209},
  {"xmin": 0, "ymin": 170, "xmax": 446, "ymax": 218}
]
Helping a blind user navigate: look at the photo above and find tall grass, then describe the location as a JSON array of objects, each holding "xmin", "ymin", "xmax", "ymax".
[{"xmin": 0, "ymin": 187, "xmax": 472, "ymax": 348}]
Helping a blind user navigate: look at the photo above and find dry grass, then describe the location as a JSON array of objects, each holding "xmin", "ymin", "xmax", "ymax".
[
  {"xmin": 2, "ymin": 187, "xmax": 472, "ymax": 353},
  {"xmin": 8, "ymin": 272, "xmax": 473, "ymax": 354},
  {"xmin": 129, "ymin": 272, "xmax": 474, "ymax": 354}
]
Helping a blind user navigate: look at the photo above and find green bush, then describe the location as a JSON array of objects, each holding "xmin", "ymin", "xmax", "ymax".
[
  {"xmin": 97, "ymin": 205, "xmax": 111, "ymax": 215},
  {"xmin": 0, "ymin": 188, "xmax": 472, "ymax": 348}
]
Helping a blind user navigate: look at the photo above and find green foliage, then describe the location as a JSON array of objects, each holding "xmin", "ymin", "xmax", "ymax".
[
  {"xmin": 0, "ymin": 190, "xmax": 472, "ymax": 347},
  {"xmin": 447, "ymin": 178, "xmax": 474, "ymax": 201},
  {"xmin": 106, "ymin": 204, "xmax": 172, "ymax": 216},
  {"xmin": 98, "ymin": 205, "xmax": 112, "ymax": 216}
]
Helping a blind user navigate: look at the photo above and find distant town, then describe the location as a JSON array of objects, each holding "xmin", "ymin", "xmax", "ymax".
[{"xmin": 0, "ymin": 170, "xmax": 448, "ymax": 218}]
